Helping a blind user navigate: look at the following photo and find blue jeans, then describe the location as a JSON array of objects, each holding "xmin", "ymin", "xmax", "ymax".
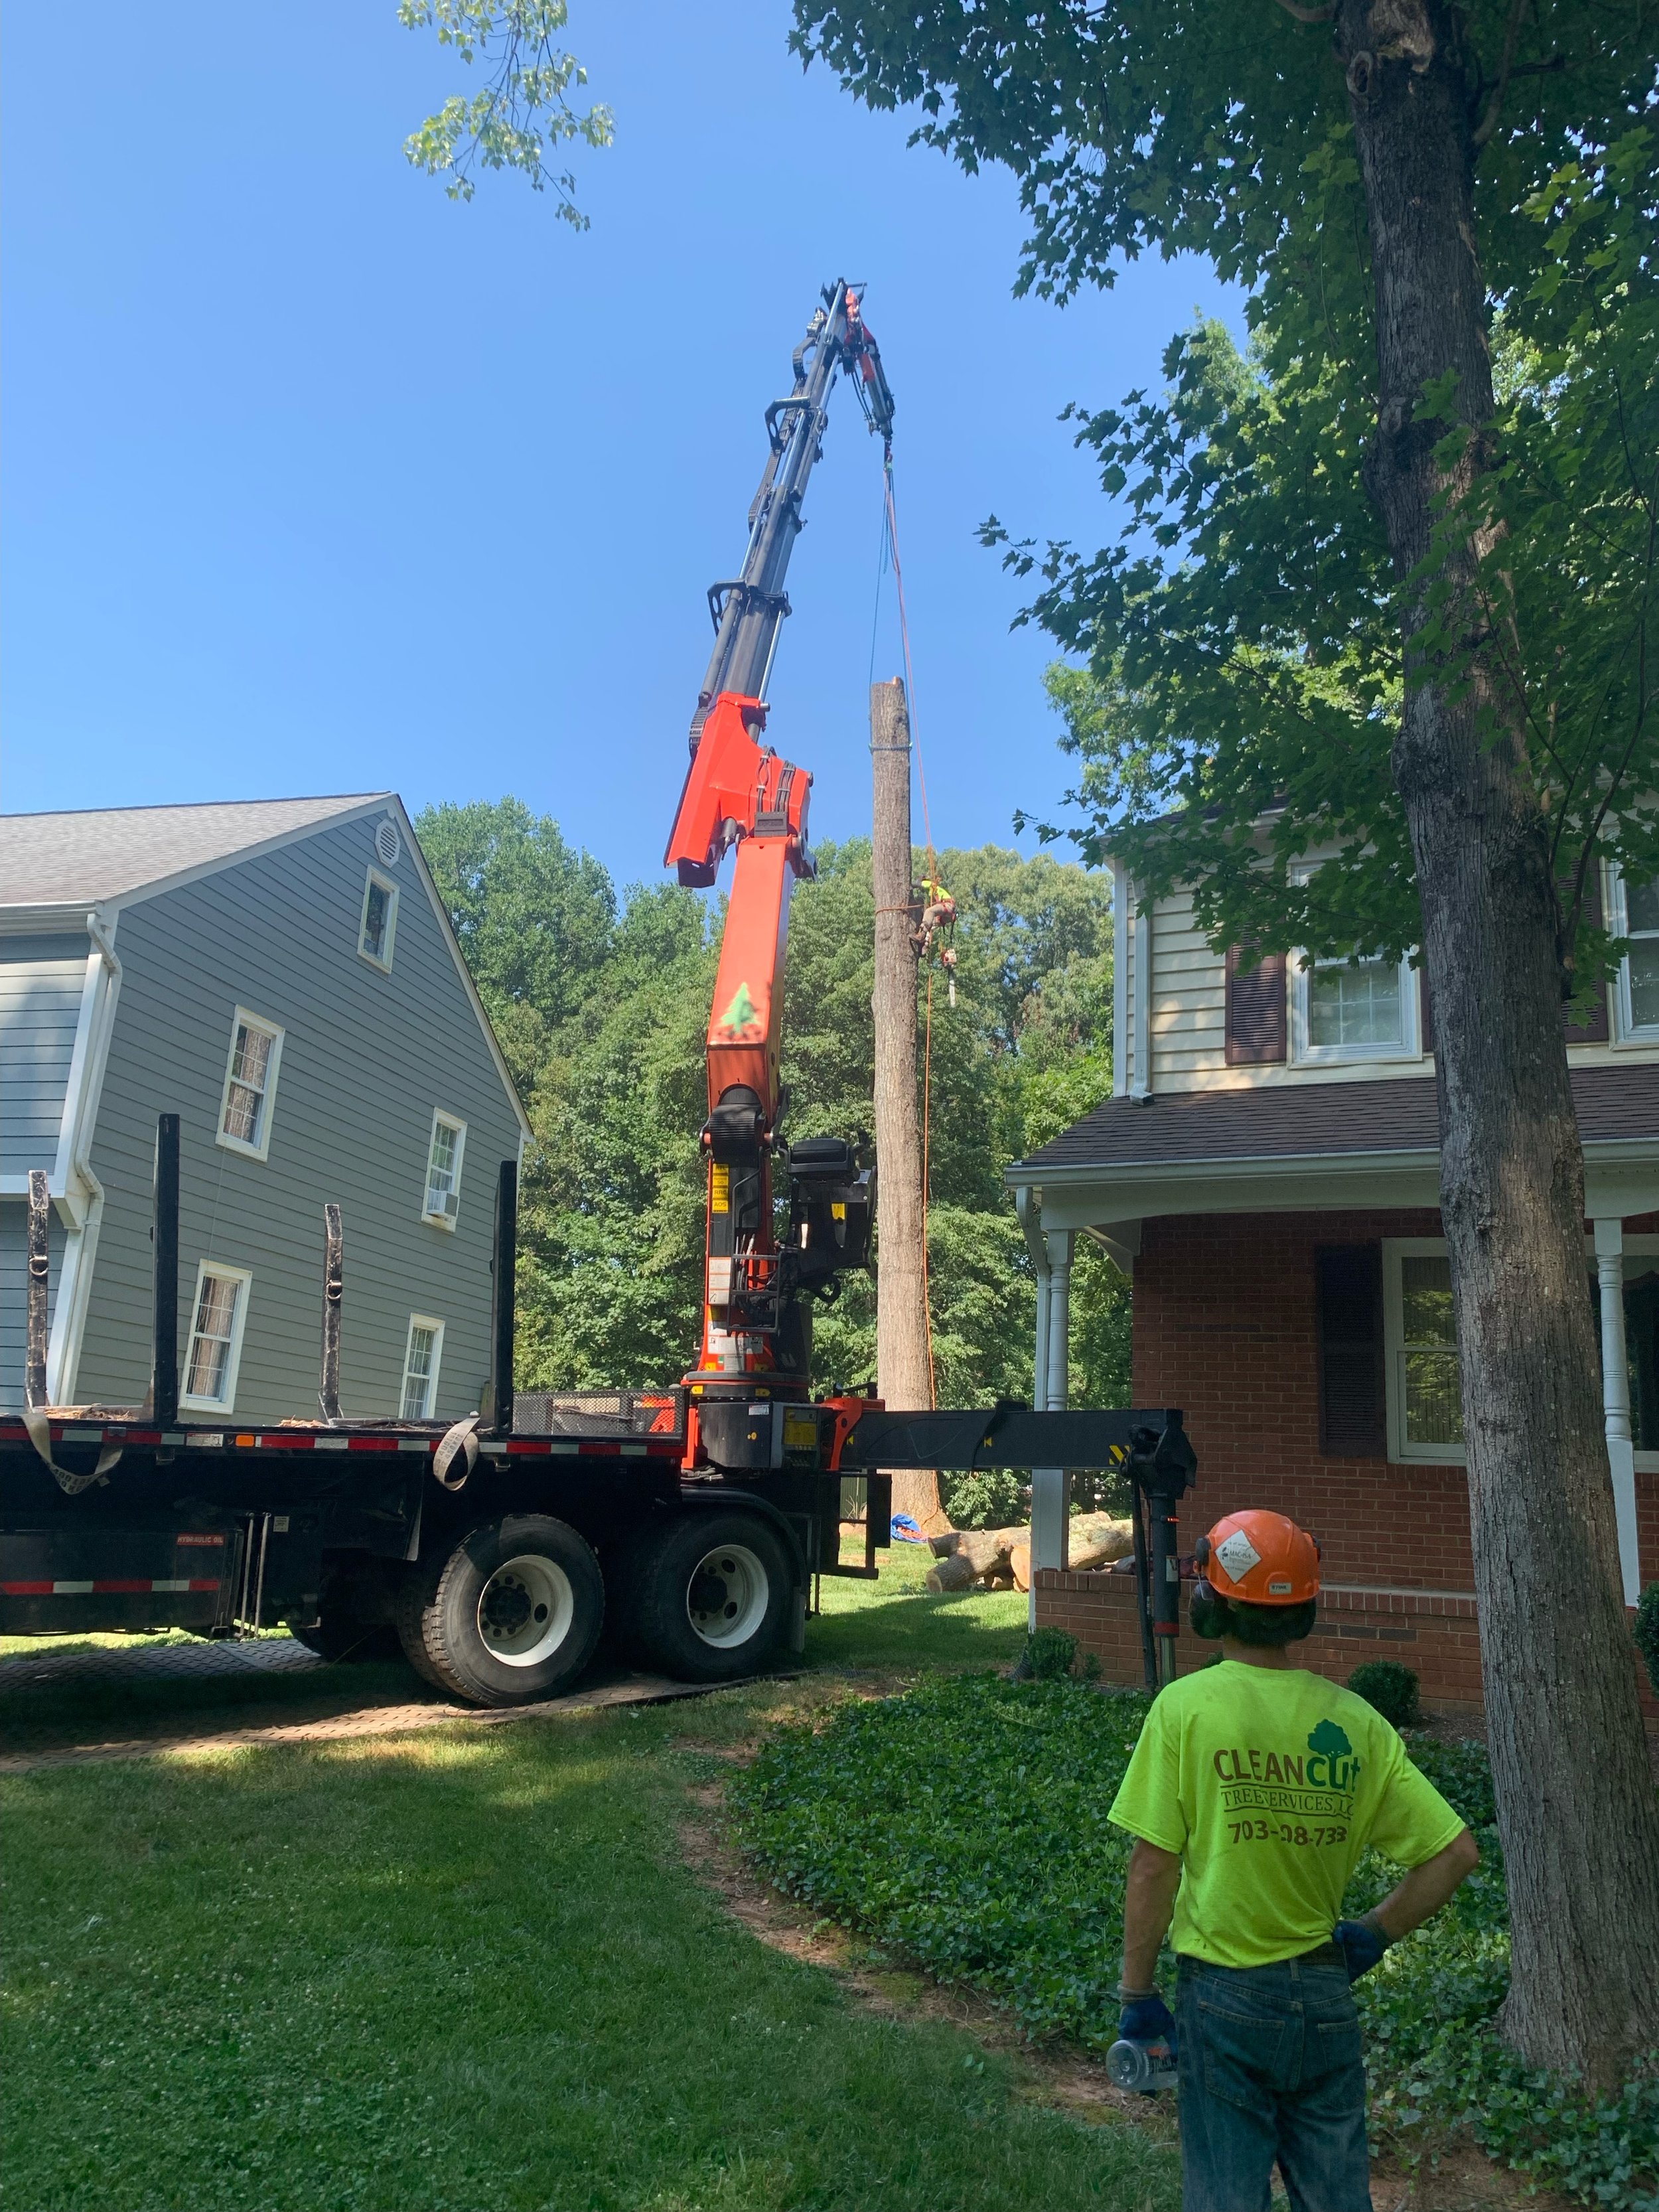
[{"xmin": 1175, "ymin": 1953, "xmax": 1372, "ymax": 2212}]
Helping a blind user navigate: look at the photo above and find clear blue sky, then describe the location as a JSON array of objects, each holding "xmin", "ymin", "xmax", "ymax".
[{"xmin": 3, "ymin": 2, "xmax": 1240, "ymax": 891}]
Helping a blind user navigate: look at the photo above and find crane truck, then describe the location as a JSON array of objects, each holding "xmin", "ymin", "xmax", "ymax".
[{"xmin": 1, "ymin": 283, "xmax": 1196, "ymax": 1704}]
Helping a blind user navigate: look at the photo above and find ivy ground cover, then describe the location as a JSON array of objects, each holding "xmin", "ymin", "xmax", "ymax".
[{"xmin": 731, "ymin": 1672, "xmax": 1659, "ymax": 2211}]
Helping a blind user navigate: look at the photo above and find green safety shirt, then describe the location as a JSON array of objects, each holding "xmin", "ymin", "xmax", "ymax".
[{"xmin": 1108, "ymin": 1662, "xmax": 1466, "ymax": 1968}]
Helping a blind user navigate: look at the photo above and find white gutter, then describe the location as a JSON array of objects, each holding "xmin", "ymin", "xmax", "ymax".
[{"xmin": 46, "ymin": 911, "xmax": 121, "ymax": 1404}]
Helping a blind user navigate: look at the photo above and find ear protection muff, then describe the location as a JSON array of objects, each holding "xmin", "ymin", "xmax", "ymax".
[
  {"xmin": 1188, "ymin": 1535, "xmax": 1228, "ymax": 1639},
  {"xmin": 1189, "ymin": 1579, "xmax": 1230, "ymax": 1639}
]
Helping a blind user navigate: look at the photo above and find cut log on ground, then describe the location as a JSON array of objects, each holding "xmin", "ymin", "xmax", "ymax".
[{"xmin": 928, "ymin": 1515, "xmax": 1133, "ymax": 1594}]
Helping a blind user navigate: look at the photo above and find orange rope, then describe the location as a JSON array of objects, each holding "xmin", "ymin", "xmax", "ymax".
[{"xmin": 920, "ymin": 965, "xmax": 937, "ymax": 1410}]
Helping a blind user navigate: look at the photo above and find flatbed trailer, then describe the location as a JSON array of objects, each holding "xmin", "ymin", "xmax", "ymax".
[{"xmin": 0, "ymin": 1397, "xmax": 1196, "ymax": 1703}]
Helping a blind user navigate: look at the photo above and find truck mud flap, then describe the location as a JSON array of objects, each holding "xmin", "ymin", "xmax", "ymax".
[{"xmin": 0, "ymin": 1526, "xmax": 237, "ymax": 1638}]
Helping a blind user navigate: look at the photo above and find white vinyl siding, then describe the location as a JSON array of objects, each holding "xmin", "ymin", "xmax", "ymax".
[
  {"xmin": 216, "ymin": 1009, "xmax": 284, "ymax": 1161},
  {"xmin": 423, "ymin": 1111, "xmax": 466, "ymax": 1230},
  {"xmin": 401, "ymin": 1315, "xmax": 443, "ymax": 1418},
  {"xmin": 180, "ymin": 1262, "xmax": 252, "ymax": 1412},
  {"xmin": 358, "ymin": 867, "xmax": 398, "ymax": 972},
  {"xmin": 1147, "ymin": 887, "xmax": 1228, "ymax": 1086}
]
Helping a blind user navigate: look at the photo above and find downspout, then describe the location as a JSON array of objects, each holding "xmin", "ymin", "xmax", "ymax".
[
  {"xmin": 1111, "ymin": 857, "xmax": 1129, "ymax": 1099},
  {"xmin": 47, "ymin": 911, "xmax": 120, "ymax": 1406},
  {"xmin": 1131, "ymin": 883, "xmax": 1153, "ymax": 1100}
]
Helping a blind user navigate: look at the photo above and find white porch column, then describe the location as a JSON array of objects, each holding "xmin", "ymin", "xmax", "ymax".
[
  {"xmin": 1594, "ymin": 1216, "xmax": 1641, "ymax": 1607},
  {"xmin": 1031, "ymin": 1230, "xmax": 1075, "ymax": 1601}
]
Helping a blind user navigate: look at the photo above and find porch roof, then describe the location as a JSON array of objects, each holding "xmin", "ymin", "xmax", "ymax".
[
  {"xmin": 1012, "ymin": 1065, "xmax": 1658, "ymax": 1176},
  {"xmin": 1007, "ymin": 1065, "xmax": 1659, "ymax": 1236}
]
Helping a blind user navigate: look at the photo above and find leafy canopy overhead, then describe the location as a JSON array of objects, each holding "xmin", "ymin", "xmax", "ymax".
[
  {"xmin": 400, "ymin": 0, "xmax": 613, "ymax": 217},
  {"xmin": 794, "ymin": 0, "xmax": 1658, "ymax": 976}
]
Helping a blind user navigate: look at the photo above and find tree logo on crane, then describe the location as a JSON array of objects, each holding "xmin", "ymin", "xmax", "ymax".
[{"xmin": 717, "ymin": 982, "xmax": 762, "ymax": 1038}]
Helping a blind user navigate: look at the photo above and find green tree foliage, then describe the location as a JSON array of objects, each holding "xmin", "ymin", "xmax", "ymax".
[
  {"xmin": 415, "ymin": 806, "xmax": 1129, "ymax": 1497},
  {"xmin": 789, "ymin": 0, "xmax": 1657, "ymax": 980},
  {"xmin": 416, "ymin": 796, "xmax": 616, "ymax": 1090},
  {"xmin": 399, "ymin": 0, "xmax": 613, "ymax": 218}
]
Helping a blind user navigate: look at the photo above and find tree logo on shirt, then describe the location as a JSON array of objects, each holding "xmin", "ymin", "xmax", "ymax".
[{"xmin": 1307, "ymin": 1718, "xmax": 1358, "ymax": 1792}]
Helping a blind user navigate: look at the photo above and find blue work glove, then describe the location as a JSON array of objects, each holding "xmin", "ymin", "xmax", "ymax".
[
  {"xmin": 1333, "ymin": 1915, "xmax": 1390, "ymax": 1982},
  {"xmin": 1118, "ymin": 1992, "xmax": 1177, "ymax": 2048}
]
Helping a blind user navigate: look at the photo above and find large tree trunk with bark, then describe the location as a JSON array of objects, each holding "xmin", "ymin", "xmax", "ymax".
[
  {"xmin": 871, "ymin": 677, "xmax": 942, "ymax": 1530},
  {"xmin": 1338, "ymin": 0, "xmax": 1659, "ymax": 2083}
]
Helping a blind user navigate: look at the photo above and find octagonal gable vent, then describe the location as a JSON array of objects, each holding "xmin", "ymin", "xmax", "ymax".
[{"xmin": 374, "ymin": 817, "xmax": 401, "ymax": 869}]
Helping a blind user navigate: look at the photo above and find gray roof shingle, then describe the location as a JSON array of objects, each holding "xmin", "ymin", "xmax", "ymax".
[
  {"xmin": 1013, "ymin": 1065, "xmax": 1658, "ymax": 1176},
  {"xmin": 0, "ymin": 794, "xmax": 390, "ymax": 909}
]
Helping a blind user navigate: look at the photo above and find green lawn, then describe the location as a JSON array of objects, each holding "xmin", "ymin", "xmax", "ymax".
[{"xmin": 0, "ymin": 1549, "xmax": 1173, "ymax": 2212}]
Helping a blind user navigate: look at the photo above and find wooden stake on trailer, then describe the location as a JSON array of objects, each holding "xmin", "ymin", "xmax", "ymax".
[{"xmin": 870, "ymin": 677, "xmax": 944, "ymax": 1533}]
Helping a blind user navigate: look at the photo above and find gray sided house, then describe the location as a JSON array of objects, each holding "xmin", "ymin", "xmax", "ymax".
[{"xmin": 0, "ymin": 796, "xmax": 529, "ymax": 1426}]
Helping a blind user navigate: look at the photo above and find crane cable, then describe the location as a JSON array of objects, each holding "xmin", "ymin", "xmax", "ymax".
[{"xmin": 874, "ymin": 447, "xmax": 939, "ymax": 1410}]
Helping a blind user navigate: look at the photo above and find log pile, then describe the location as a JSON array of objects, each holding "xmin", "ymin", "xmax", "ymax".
[{"xmin": 924, "ymin": 1514, "xmax": 1133, "ymax": 1593}]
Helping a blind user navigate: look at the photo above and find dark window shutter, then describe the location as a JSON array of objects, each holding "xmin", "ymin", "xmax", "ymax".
[
  {"xmin": 1419, "ymin": 968, "xmax": 1435, "ymax": 1055},
  {"xmin": 1316, "ymin": 1244, "xmax": 1386, "ymax": 1459},
  {"xmin": 1225, "ymin": 946, "xmax": 1287, "ymax": 1065},
  {"xmin": 1565, "ymin": 865, "xmax": 1610, "ymax": 1043}
]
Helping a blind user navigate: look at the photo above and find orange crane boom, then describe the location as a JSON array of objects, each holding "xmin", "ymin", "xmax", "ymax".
[{"xmin": 664, "ymin": 283, "xmax": 893, "ymax": 1408}]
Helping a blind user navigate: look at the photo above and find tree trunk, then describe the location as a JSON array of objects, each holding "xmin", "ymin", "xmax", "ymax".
[
  {"xmin": 1339, "ymin": 0, "xmax": 1659, "ymax": 2083},
  {"xmin": 871, "ymin": 677, "xmax": 943, "ymax": 1530}
]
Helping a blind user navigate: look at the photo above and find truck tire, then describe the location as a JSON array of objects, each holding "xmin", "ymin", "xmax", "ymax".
[
  {"xmin": 396, "ymin": 1514, "xmax": 604, "ymax": 1707},
  {"xmin": 622, "ymin": 1511, "xmax": 792, "ymax": 1684}
]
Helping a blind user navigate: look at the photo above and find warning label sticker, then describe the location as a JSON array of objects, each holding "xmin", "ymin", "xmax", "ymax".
[{"xmin": 1214, "ymin": 1528, "xmax": 1262, "ymax": 1581}]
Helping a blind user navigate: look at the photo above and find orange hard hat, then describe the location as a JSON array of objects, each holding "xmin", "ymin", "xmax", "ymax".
[{"xmin": 1196, "ymin": 1510, "xmax": 1321, "ymax": 1605}]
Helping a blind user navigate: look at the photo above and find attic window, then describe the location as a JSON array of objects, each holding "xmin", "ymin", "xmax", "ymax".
[
  {"xmin": 359, "ymin": 867, "xmax": 398, "ymax": 972},
  {"xmin": 423, "ymin": 1111, "xmax": 467, "ymax": 1230}
]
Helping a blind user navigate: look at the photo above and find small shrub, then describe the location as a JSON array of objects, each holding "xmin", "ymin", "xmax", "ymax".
[
  {"xmin": 1634, "ymin": 1584, "xmax": 1659, "ymax": 1697},
  {"xmin": 1347, "ymin": 1659, "xmax": 1421, "ymax": 1728},
  {"xmin": 1021, "ymin": 1626, "xmax": 1080, "ymax": 1681},
  {"xmin": 941, "ymin": 1468, "xmax": 1026, "ymax": 1528}
]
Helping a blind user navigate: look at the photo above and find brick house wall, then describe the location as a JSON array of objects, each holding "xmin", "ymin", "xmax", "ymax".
[{"xmin": 1034, "ymin": 1206, "xmax": 1659, "ymax": 1712}]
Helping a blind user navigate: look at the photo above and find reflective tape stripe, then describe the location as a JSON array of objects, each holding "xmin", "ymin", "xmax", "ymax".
[{"xmin": 0, "ymin": 1577, "xmax": 221, "ymax": 1597}]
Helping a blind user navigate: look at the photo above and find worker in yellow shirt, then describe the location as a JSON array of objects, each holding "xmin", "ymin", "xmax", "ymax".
[{"xmin": 1109, "ymin": 1510, "xmax": 1479, "ymax": 2212}]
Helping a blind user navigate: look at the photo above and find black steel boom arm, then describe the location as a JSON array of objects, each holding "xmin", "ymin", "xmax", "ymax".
[{"xmin": 688, "ymin": 279, "xmax": 895, "ymax": 750}]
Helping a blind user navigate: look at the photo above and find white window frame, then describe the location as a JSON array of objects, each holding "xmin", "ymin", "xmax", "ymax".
[
  {"xmin": 180, "ymin": 1260, "xmax": 253, "ymax": 1414},
  {"xmin": 1290, "ymin": 948, "xmax": 1421, "ymax": 1067},
  {"xmin": 1382, "ymin": 1234, "xmax": 1659, "ymax": 1469},
  {"xmin": 1608, "ymin": 861, "xmax": 1659, "ymax": 1045},
  {"xmin": 215, "ymin": 1007, "xmax": 285, "ymax": 1161},
  {"xmin": 401, "ymin": 1314, "xmax": 445, "ymax": 1420},
  {"xmin": 422, "ymin": 1110, "xmax": 467, "ymax": 1230},
  {"xmin": 358, "ymin": 866, "xmax": 399, "ymax": 973}
]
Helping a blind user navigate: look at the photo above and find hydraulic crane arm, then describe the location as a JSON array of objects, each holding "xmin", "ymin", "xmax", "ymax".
[{"xmin": 666, "ymin": 282, "xmax": 891, "ymax": 1399}]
